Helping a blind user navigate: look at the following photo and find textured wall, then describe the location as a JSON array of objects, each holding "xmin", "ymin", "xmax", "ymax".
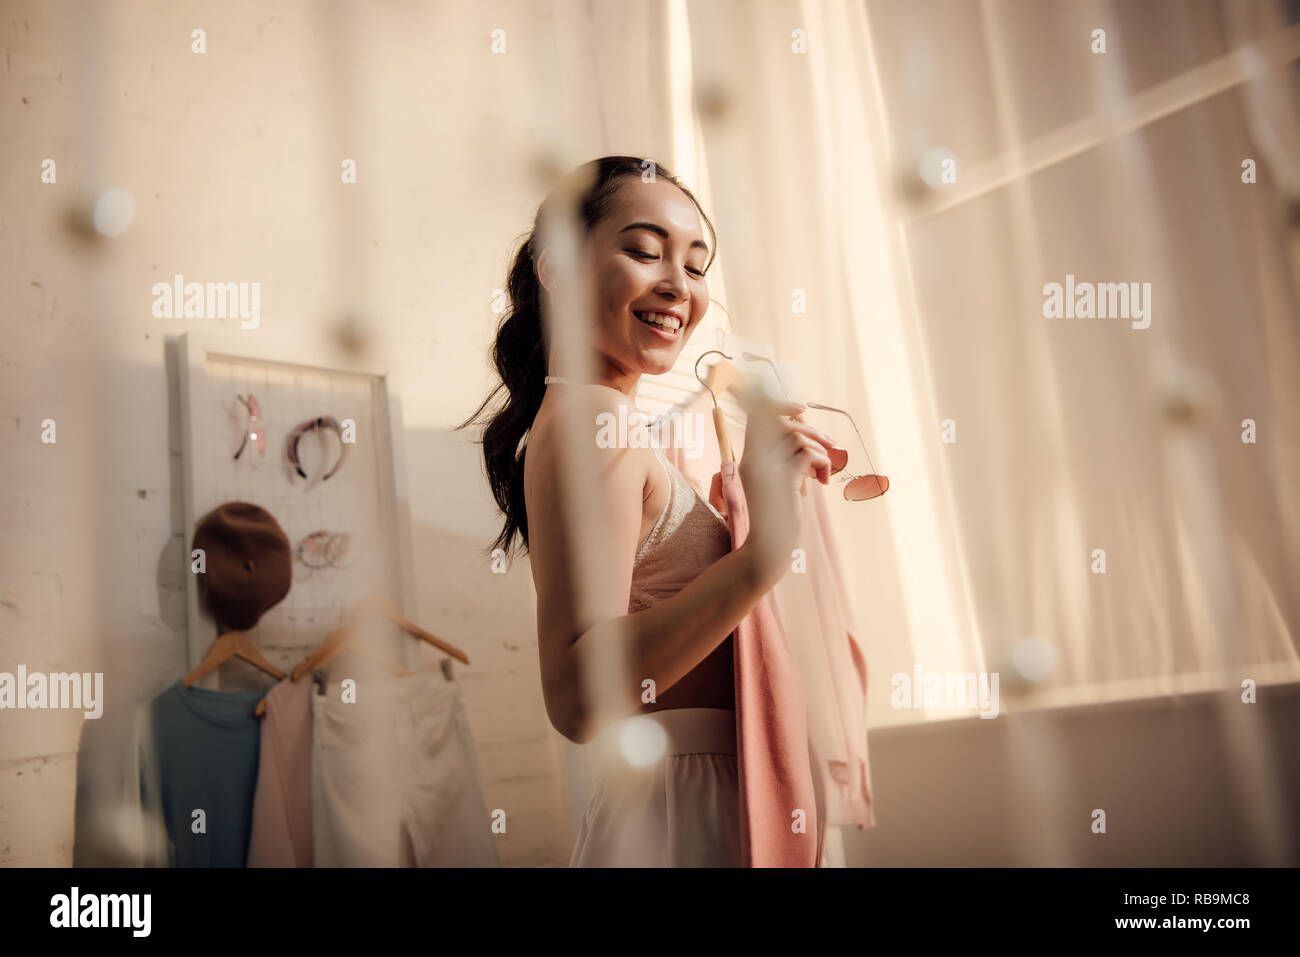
[{"xmin": 0, "ymin": 0, "xmax": 675, "ymax": 867}]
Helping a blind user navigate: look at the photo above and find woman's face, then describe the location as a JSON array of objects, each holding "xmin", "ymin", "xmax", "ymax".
[{"xmin": 580, "ymin": 177, "xmax": 711, "ymax": 380}]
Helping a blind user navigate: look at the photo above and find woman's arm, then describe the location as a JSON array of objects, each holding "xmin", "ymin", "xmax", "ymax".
[
  {"xmin": 527, "ymin": 385, "xmax": 829, "ymax": 744},
  {"xmin": 560, "ymin": 540, "xmax": 773, "ymax": 743}
]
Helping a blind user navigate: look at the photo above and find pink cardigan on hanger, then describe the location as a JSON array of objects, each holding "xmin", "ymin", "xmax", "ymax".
[
  {"xmin": 660, "ymin": 393, "xmax": 876, "ymax": 857},
  {"xmin": 716, "ymin": 458, "xmax": 820, "ymax": 866}
]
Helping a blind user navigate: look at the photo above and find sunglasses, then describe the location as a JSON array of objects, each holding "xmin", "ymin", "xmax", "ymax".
[
  {"xmin": 234, "ymin": 394, "xmax": 266, "ymax": 460},
  {"xmin": 296, "ymin": 530, "xmax": 353, "ymax": 569},
  {"xmin": 741, "ymin": 353, "xmax": 888, "ymax": 502},
  {"xmin": 803, "ymin": 402, "xmax": 889, "ymax": 501}
]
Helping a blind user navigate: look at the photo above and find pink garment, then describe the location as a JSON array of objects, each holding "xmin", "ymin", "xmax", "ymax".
[
  {"xmin": 658, "ymin": 391, "xmax": 876, "ymax": 840},
  {"xmin": 247, "ymin": 676, "xmax": 314, "ymax": 867},
  {"xmin": 774, "ymin": 480, "xmax": 876, "ymax": 828},
  {"xmin": 716, "ymin": 458, "xmax": 820, "ymax": 866},
  {"xmin": 570, "ymin": 707, "xmax": 740, "ymax": 866},
  {"xmin": 629, "ymin": 446, "xmax": 733, "ymax": 613}
]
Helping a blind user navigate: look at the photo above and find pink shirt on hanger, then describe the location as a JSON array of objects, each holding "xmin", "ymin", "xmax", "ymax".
[{"xmin": 247, "ymin": 676, "xmax": 315, "ymax": 867}]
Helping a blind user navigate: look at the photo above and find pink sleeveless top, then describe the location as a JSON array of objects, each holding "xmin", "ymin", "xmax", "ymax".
[{"xmin": 628, "ymin": 447, "xmax": 732, "ymax": 612}]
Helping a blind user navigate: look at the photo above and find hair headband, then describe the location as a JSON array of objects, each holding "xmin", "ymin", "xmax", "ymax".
[{"xmin": 288, "ymin": 415, "xmax": 347, "ymax": 481}]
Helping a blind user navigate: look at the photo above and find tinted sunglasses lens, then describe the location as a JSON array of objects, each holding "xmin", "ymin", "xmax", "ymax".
[
  {"xmin": 845, "ymin": 474, "xmax": 888, "ymax": 501},
  {"xmin": 298, "ymin": 534, "xmax": 332, "ymax": 567},
  {"xmin": 828, "ymin": 447, "xmax": 849, "ymax": 475}
]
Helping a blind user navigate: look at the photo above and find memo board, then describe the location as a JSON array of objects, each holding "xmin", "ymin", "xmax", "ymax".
[{"xmin": 176, "ymin": 333, "xmax": 418, "ymax": 690}]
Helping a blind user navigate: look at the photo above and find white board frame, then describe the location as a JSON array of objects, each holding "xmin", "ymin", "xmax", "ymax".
[{"xmin": 176, "ymin": 331, "xmax": 418, "ymax": 685}]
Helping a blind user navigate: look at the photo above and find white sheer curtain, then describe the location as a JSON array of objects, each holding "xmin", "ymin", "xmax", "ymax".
[
  {"xmin": 666, "ymin": 0, "xmax": 1300, "ymax": 726},
  {"xmin": 659, "ymin": 0, "xmax": 1299, "ymax": 863}
]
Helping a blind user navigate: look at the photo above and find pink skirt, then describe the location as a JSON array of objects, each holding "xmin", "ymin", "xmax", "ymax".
[{"xmin": 569, "ymin": 707, "xmax": 741, "ymax": 867}]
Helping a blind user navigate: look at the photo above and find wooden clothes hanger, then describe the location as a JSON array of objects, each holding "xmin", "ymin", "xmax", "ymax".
[
  {"xmin": 183, "ymin": 629, "xmax": 286, "ymax": 688},
  {"xmin": 695, "ymin": 349, "xmax": 746, "ymax": 464},
  {"xmin": 706, "ymin": 357, "xmax": 745, "ymax": 398},
  {"xmin": 257, "ymin": 594, "xmax": 470, "ymax": 717},
  {"xmin": 255, "ymin": 626, "xmax": 412, "ymax": 718},
  {"xmin": 293, "ymin": 593, "xmax": 469, "ymax": 678},
  {"xmin": 356, "ymin": 593, "xmax": 469, "ymax": 664}
]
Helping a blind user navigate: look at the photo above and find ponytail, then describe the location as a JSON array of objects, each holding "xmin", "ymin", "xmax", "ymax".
[{"xmin": 456, "ymin": 235, "xmax": 548, "ymax": 558}]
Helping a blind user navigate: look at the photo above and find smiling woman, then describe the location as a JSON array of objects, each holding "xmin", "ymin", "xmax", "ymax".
[
  {"xmin": 561, "ymin": 179, "xmax": 716, "ymax": 380},
  {"xmin": 622, "ymin": 219, "xmax": 710, "ymax": 337},
  {"xmin": 457, "ymin": 156, "xmax": 835, "ymax": 866},
  {"xmin": 457, "ymin": 156, "xmax": 719, "ymax": 560}
]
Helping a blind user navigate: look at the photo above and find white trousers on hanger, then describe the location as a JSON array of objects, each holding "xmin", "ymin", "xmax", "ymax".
[{"xmin": 311, "ymin": 671, "xmax": 499, "ymax": 867}]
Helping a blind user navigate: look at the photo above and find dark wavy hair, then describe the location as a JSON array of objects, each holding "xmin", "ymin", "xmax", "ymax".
[{"xmin": 456, "ymin": 156, "xmax": 717, "ymax": 560}]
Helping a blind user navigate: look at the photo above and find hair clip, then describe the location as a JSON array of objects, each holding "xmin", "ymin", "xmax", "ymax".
[
  {"xmin": 296, "ymin": 530, "xmax": 353, "ymax": 569},
  {"xmin": 288, "ymin": 415, "xmax": 347, "ymax": 481},
  {"xmin": 234, "ymin": 394, "xmax": 266, "ymax": 460}
]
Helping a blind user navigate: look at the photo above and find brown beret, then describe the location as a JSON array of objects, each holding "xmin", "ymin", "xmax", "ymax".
[{"xmin": 192, "ymin": 502, "xmax": 292, "ymax": 630}]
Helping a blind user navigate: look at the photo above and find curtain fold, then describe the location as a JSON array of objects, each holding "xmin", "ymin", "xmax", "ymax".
[{"xmin": 675, "ymin": 0, "xmax": 1300, "ymax": 720}]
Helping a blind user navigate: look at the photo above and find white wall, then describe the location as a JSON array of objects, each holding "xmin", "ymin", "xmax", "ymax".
[
  {"xmin": 0, "ymin": 0, "xmax": 680, "ymax": 866},
  {"xmin": 848, "ymin": 682, "xmax": 1300, "ymax": 866}
]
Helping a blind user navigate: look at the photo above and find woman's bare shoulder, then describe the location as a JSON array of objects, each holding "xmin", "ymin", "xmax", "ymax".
[
  {"xmin": 529, "ymin": 386, "xmax": 636, "ymax": 452},
  {"xmin": 526, "ymin": 386, "xmax": 651, "ymax": 492}
]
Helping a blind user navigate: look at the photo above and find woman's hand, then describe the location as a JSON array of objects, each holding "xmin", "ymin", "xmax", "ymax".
[{"xmin": 737, "ymin": 392, "xmax": 835, "ymax": 588}]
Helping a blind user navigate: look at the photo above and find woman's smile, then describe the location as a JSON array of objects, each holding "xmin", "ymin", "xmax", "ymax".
[{"xmin": 633, "ymin": 308, "xmax": 685, "ymax": 340}]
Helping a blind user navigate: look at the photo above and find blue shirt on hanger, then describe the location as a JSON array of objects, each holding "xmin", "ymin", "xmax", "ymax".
[{"xmin": 138, "ymin": 679, "xmax": 267, "ymax": 867}]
